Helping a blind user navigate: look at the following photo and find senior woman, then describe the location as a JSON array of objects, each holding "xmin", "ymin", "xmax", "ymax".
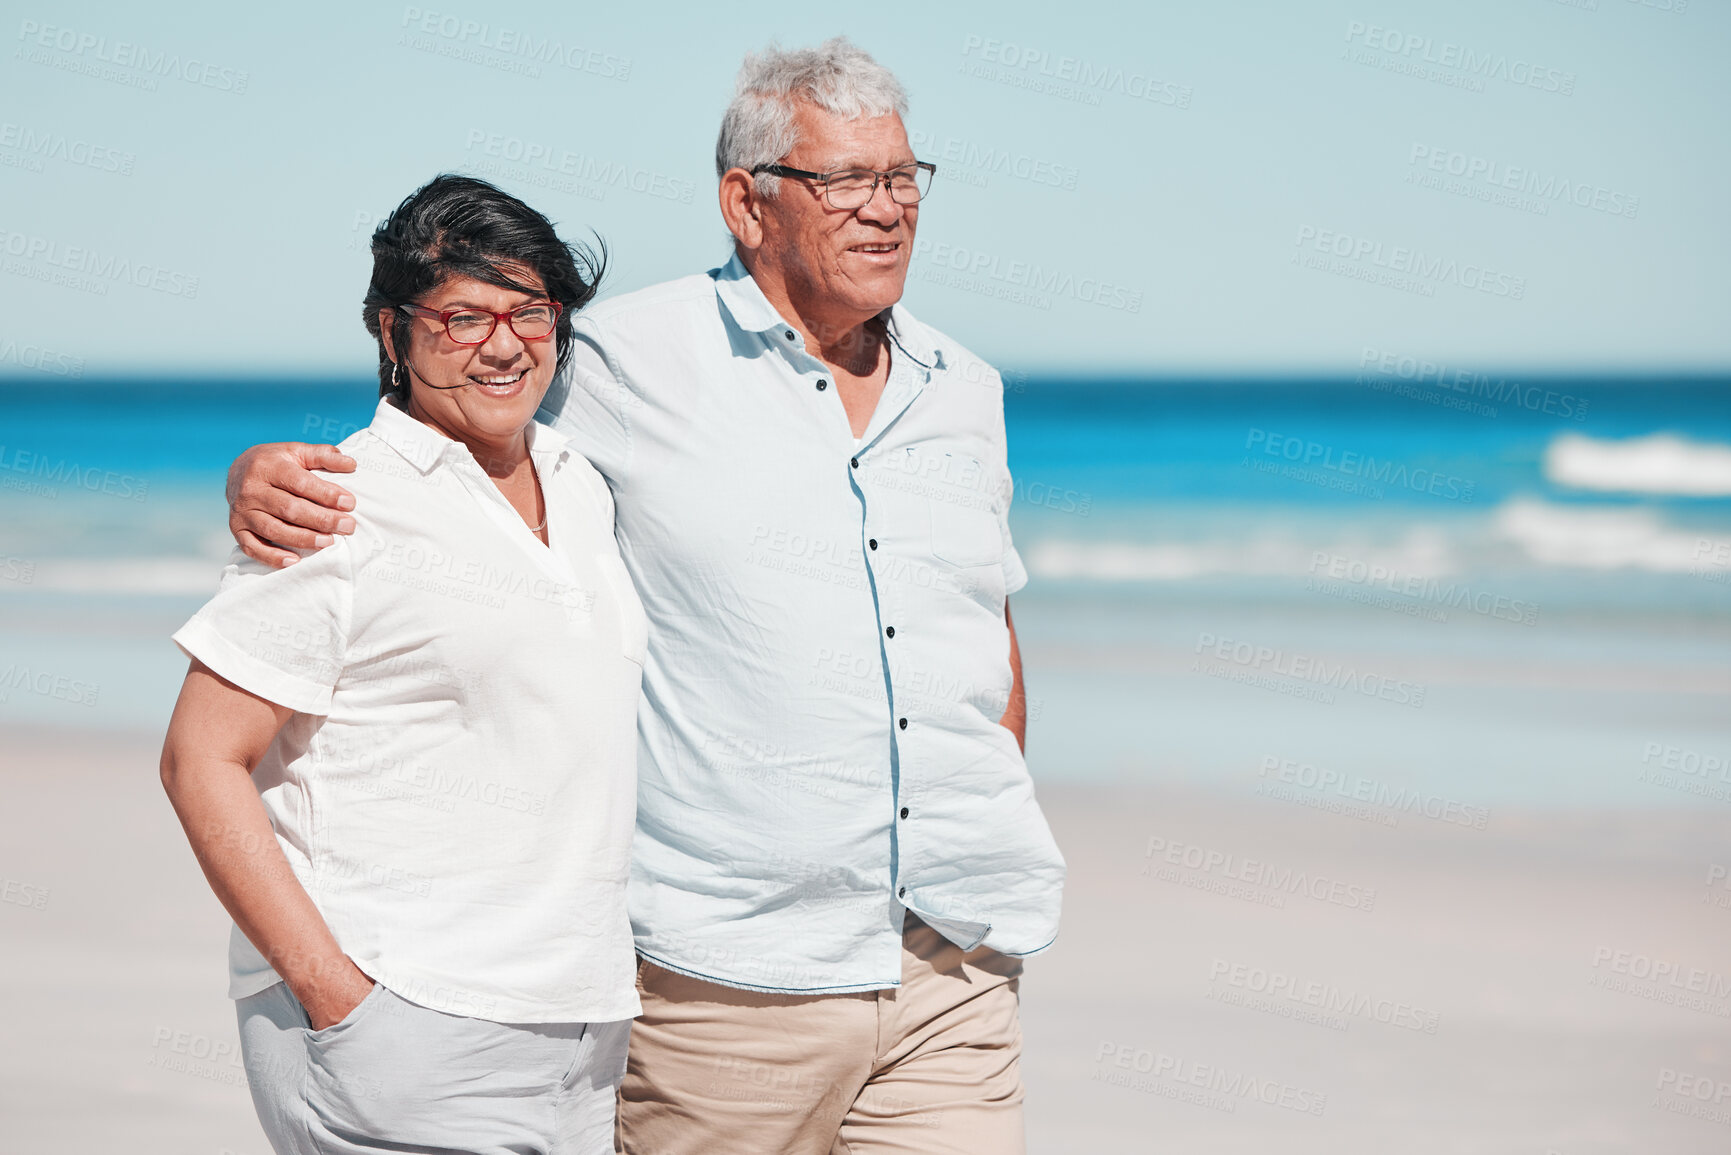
[{"xmin": 159, "ymin": 174, "xmax": 644, "ymax": 1154}]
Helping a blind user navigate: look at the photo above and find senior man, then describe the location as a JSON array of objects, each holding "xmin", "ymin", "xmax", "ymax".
[{"xmin": 226, "ymin": 38, "xmax": 1064, "ymax": 1154}]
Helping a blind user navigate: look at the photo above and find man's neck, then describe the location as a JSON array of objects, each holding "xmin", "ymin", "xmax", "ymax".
[{"xmin": 743, "ymin": 254, "xmax": 886, "ymax": 376}]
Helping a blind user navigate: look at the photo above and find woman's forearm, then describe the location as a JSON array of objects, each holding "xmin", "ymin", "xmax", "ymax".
[
  {"xmin": 163, "ymin": 754, "xmax": 349, "ymax": 992},
  {"xmin": 160, "ymin": 663, "xmax": 371, "ymax": 1026}
]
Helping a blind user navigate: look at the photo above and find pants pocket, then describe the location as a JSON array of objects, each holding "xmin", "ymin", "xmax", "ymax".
[
  {"xmin": 300, "ymin": 990, "xmax": 560, "ymax": 1152},
  {"xmin": 303, "ymin": 981, "xmax": 385, "ymax": 1044}
]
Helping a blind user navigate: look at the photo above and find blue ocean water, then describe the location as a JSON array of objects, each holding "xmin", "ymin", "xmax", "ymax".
[
  {"xmin": 1005, "ymin": 377, "xmax": 1731, "ymax": 508},
  {"xmin": 1, "ymin": 373, "xmax": 1726, "ymax": 509},
  {"xmin": 2, "ymin": 376, "xmax": 1728, "ymax": 808}
]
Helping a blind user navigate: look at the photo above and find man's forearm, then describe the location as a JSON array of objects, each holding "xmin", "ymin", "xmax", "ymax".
[{"xmin": 1001, "ymin": 602, "xmax": 1026, "ymax": 751}]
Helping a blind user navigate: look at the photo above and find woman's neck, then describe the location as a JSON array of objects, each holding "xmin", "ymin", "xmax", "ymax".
[{"xmin": 402, "ymin": 397, "xmax": 532, "ymax": 478}]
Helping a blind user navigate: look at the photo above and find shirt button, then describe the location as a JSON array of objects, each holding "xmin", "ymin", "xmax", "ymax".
[
  {"xmin": 850, "ymin": 457, "xmax": 859, "ymax": 469},
  {"xmin": 900, "ymin": 807, "xmax": 909, "ymax": 819},
  {"xmin": 868, "ymin": 539, "xmax": 878, "ymax": 550},
  {"xmin": 898, "ymin": 717, "xmax": 908, "ymax": 730},
  {"xmin": 816, "ymin": 380, "xmax": 828, "ymax": 391},
  {"xmin": 898, "ymin": 886, "xmax": 907, "ymax": 898},
  {"xmin": 784, "ymin": 329, "xmax": 795, "ymax": 341},
  {"xmin": 885, "ymin": 626, "xmax": 895, "ymax": 638}
]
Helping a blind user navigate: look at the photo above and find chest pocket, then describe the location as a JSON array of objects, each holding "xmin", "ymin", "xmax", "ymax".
[
  {"xmin": 928, "ymin": 461, "xmax": 1005, "ymax": 569},
  {"xmin": 595, "ymin": 553, "xmax": 649, "ymax": 665}
]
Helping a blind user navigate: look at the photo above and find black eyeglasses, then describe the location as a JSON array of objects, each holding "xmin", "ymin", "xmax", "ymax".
[{"xmin": 751, "ymin": 161, "xmax": 937, "ymax": 210}]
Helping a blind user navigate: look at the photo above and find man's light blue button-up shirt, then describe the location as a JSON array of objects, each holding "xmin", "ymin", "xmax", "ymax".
[{"xmin": 541, "ymin": 256, "xmax": 1065, "ymax": 993}]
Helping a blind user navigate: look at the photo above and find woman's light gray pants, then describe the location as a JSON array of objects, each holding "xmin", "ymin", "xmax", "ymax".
[{"xmin": 236, "ymin": 981, "xmax": 630, "ymax": 1154}]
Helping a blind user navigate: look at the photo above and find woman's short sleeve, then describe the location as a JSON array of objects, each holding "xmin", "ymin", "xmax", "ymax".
[{"xmin": 171, "ymin": 540, "xmax": 353, "ymax": 715}]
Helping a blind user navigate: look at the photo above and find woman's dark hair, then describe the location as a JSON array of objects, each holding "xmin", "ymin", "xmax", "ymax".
[{"xmin": 362, "ymin": 174, "xmax": 604, "ymax": 402}]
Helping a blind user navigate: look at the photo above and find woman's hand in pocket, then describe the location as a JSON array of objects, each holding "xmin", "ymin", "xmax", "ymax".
[{"xmin": 297, "ymin": 956, "xmax": 377, "ymax": 1031}]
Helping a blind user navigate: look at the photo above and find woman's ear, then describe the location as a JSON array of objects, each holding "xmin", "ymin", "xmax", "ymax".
[{"xmin": 379, "ymin": 309, "xmax": 398, "ymax": 363}]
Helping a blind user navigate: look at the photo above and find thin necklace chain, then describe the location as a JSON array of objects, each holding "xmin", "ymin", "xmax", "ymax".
[{"xmin": 523, "ymin": 431, "xmax": 546, "ymax": 534}]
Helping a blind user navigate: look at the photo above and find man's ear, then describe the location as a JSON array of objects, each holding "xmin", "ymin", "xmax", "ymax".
[{"xmin": 718, "ymin": 168, "xmax": 765, "ymax": 251}]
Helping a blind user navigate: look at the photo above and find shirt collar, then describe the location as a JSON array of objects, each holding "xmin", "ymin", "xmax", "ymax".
[
  {"xmin": 713, "ymin": 254, "xmax": 788, "ymax": 335},
  {"xmin": 711, "ymin": 254, "xmax": 945, "ymax": 373},
  {"xmin": 368, "ymin": 395, "xmax": 570, "ymax": 474}
]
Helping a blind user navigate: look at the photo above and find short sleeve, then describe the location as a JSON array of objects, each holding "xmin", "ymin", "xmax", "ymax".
[
  {"xmin": 1003, "ymin": 509, "xmax": 1024, "ymax": 595},
  {"xmin": 985, "ymin": 363, "xmax": 1030, "ymax": 597},
  {"xmin": 171, "ymin": 540, "xmax": 353, "ymax": 715},
  {"xmin": 539, "ymin": 318, "xmax": 632, "ymax": 485},
  {"xmin": 998, "ymin": 477, "xmax": 1029, "ymax": 596}
]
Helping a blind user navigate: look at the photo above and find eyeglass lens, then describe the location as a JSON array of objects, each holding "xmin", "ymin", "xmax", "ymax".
[
  {"xmin": 443, "ymin": 305, "xmax": 558, "ymax": 344},
  {"xmin": 825, "ymin": 166, "xmax": 931, "ymax": 209}
]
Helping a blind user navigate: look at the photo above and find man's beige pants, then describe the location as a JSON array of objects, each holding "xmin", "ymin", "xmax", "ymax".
[{"xmin": 615, "ymin": 917, "xmax": 1026, "ymax": 1154}]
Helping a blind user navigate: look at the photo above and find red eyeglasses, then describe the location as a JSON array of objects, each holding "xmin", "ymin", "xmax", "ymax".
[{"xmin": 396, "ymin": 301, "xmax": 562, "ymax": 345}]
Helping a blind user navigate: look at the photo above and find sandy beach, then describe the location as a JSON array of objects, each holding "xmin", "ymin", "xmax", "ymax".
[{"xmin": 5, "ymin": 725, "xmax": 1727, "ymax": 1153}]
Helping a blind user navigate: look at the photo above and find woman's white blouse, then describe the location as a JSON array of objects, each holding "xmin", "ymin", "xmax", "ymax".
[{"xmin": 173, "ymin": 398, "xmax": 645, "ymax": 1024}]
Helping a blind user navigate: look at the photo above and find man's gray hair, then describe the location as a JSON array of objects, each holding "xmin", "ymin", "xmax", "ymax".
[{"xmin": 715, "ymin": 37, "xmax": 908, "ymax": 196}]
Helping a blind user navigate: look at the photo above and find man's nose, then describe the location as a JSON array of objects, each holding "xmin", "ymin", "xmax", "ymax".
[{"xmin": 855, "ymin": 178, "xmax": 904, "ymax": 225}]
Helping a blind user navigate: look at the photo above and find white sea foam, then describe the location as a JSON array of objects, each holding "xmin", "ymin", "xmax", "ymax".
[
  {"xmin": 1492, "ymin": 498, "xmax": 1711, "ymax": 572},
  {"xmin": 1545, "ymin": 433, "xmax": 1731, "ymax": 496},
  {"xmin": 1026, "ymin": 498, "xmax": 1728, "ymax": 581},
  {"xmin": 1025, "ymin": 529, "xmax": 1456, "ymax": 582}
]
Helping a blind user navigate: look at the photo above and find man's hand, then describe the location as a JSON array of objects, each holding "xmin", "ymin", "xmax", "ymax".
[{"xmin": 227, "ymin": 443, "xmax": 358, "ymax": 568}]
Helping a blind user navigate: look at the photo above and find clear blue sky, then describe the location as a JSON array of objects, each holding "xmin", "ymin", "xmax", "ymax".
[{"xmin": 2, "ymin": 0, "xmax": 1726, "ymax": 378}]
